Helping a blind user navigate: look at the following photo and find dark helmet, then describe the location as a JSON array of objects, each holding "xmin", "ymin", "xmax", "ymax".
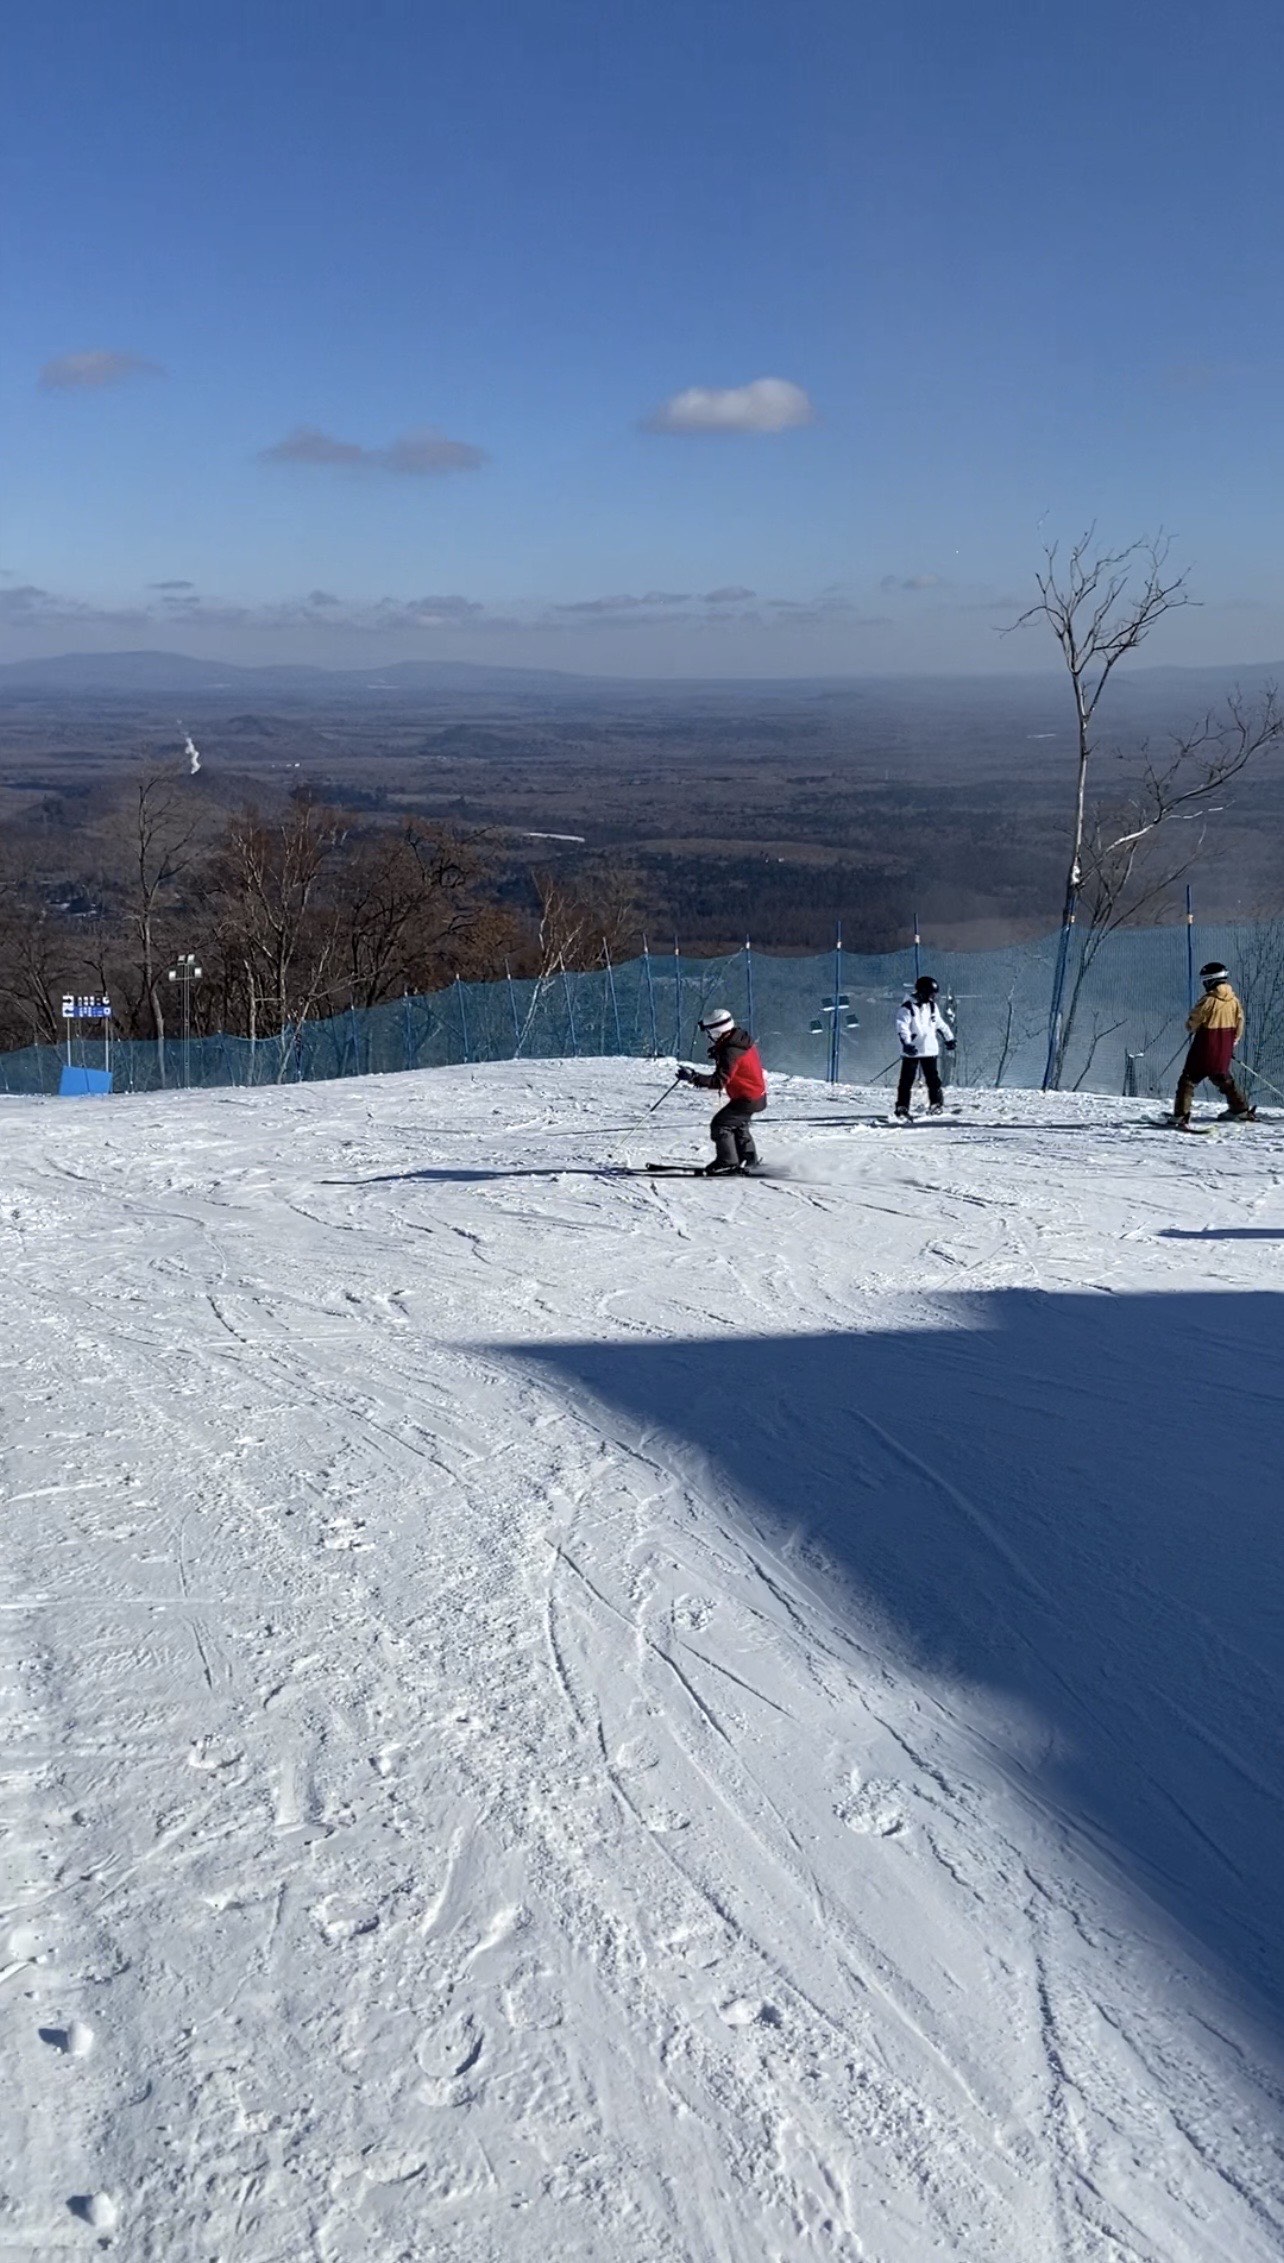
[
  {"xmin": 913, "ymin": 974, "xmax": 939, "ymax": 1002},
  {"xmin": 1199, "ymin": 961, "xmax": 1230, "ymax": 989}
]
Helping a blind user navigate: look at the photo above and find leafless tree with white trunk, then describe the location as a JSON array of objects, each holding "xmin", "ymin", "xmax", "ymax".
[
  {"xmin": 114, "ymin": 760, "xmax": 209, "ymax": 1047},
  {"xmin": 1012, "ymin": 533, "xmax": 1282, "ymax": 1085}
]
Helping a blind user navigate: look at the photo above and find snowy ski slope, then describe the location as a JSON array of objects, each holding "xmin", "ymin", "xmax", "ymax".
[{"xmin": 2, "ymin": 1059, "xmax": 1282, "ymax": 2261}]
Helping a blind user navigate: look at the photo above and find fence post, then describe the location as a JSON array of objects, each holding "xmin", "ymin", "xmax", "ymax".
[
  {"xmin": 673, "ymin": 937, "xmax": 682, "ymax": 1058},
  {"xmin": 455, "ymin": 976, "xmax": 471, "ymax": 1063},
  {"xmin": 603, "ymin": 941, "xmax": 622, "ymax": 1052},
  {"xmin": 1186, "ymin": 884, "xmax": 1196, "ymax": 1005},
  {"xmin": 643, "ymin": 936, "xmax": 659, "ymax": 1057},
  {"xmin": 913, "ymin": 910, "xmax": 921, "ymax": 986},
  {"xmin": 561, "ymin": 966, "xmax": 579, "ymax": 1056},
  {"xmin": 1042, "ymin": 911, "xmax": 1075, "ymax": 1090},
  {"xmin": 504, "ymin": 958, "xmax": 522, "ymax": 1052},
  {"xmin": 744, "ymin": 938, "xmax": 755, "ymax": 1032},
  {"xmin": 830, "ymin": 922, "xmax": 844, "ymax": 1084}
]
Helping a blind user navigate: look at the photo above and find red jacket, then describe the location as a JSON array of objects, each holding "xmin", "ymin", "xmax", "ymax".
[{"xmin": 696, "ymin": 1026, "xmax": 766, "ymax": 1101}]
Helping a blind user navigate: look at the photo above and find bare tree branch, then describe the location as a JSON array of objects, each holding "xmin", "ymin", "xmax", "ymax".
[{"xmin": 1009, "ymin": 531, "xmax": 1194, "ymax": 1083}]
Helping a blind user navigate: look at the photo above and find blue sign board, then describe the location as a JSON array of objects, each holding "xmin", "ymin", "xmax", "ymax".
[{"xmin": 59, "ymin": 1067, "xmax": 113, "ymax": 1097}]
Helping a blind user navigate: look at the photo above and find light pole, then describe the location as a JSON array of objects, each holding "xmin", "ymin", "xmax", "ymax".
[{"xmin": 167, "ymin": 952, "xmax": 202, "ymax": 1090}]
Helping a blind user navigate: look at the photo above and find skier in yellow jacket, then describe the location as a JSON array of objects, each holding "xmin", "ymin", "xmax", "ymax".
[{"xmin": 1172, "ymin": 963, "xmax": 1254, "ymax": 1129}]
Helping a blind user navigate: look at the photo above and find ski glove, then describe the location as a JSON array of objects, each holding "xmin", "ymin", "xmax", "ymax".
[
  {"xmin": 945, "ymin": 1039, "xmax": 956, "ymax": 1051},
  {"xmin": 676, "ymin": 1066, "xmax": 695, "ymax": 1083}
]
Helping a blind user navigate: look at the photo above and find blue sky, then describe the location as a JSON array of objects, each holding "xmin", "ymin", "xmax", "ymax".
[{"xmin": 3, "ymin": 0, "xmax": 1283, "ymax": 675}]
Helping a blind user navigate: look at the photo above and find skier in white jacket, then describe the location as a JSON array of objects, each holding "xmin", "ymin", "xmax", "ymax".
[{"xmin": 895, "ymin": 975, "xmax": 955, "ymax": 1119}]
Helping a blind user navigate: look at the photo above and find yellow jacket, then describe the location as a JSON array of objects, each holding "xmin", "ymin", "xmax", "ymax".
[{"xmin": 1187, "ymin": 982, "xmax": 1244, "ymax": 1039}]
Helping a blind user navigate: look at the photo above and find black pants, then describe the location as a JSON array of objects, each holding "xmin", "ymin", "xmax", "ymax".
[
  {"xmin": 710, "ymin": 1096, "xmax": 765, "ymax": 1166},
  {"xmin": 896, "ymin": 1056, "xmax": 943, "ymax": 1112}
]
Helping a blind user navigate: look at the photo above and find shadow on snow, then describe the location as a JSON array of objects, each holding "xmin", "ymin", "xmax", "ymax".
[
  {"xmin": 1160, "ymin": 1228, "xmax": 1284, "ymax": 1241},
  {"xmin": 518, "ymin": 1289, "xmax": 1284, "ymax": 2042}
]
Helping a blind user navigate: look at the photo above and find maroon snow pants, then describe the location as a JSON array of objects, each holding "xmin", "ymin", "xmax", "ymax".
[{"xmin": 1174, "ymin": 1035, "xmax": 1249, "ymax": 1122}]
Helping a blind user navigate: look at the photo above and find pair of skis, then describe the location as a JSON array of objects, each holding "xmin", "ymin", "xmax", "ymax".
[
  {"xmin": 1152, "ymin": 1111, "xmax": 1258, "ymax": 1135},
  {"xmin": 641, "ymin": 1161, "xmax": 767, "ymax": 1178},
  {"xmin": 881, "ymin": 1107, "xmax": 960, "ymax": 1127}
]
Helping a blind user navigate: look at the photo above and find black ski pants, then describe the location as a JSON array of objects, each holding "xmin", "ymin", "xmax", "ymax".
[
  {"xmin": 896, "ymin": 1055, "xmax": 944, "ymax": 1112},
  {"xmin": 710, "ymin": 1096, "xmax": 765, "ymax": 1167}
]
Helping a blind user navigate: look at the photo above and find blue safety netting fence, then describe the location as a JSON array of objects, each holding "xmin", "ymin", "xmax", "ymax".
[{"xmin": 6, "ymin": 921, "xmax": 1284, "ymax": 1103}]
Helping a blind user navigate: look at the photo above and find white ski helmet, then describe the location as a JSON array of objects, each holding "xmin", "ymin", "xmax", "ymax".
[{"xmin": 699, "ymin": 1008, "xmax": 735, "ymax": 1040}]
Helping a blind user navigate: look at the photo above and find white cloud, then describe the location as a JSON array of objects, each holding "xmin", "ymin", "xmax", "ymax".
[
  {"xmin": 40, "ymin": 349, "xmax": 164, "ymax": 391},
  {"xmin": 641, "ymin": 377, "xmax": 815, "ymax": 436},
  {"xmin": 259, "ymin": 424, "xmax": 487, "ymax": 475}
]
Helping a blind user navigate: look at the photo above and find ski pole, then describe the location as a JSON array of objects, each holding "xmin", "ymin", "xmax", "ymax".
[
  {"xmin": 1239, "ymin": 1053, "xmax": 1284, "ymax": 1103},
  {"xmin": 648, "ymin": 1074, "xmax": 684, "ymax": 1114}
]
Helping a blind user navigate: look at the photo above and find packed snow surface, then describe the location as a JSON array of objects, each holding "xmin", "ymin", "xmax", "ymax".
[{"xmin": 2, "ymin": 1060, "xmax": 1283, "ymax": 2261}]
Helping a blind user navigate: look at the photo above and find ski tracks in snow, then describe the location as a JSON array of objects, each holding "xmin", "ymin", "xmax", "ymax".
[{"xmin": 1, "ymin": 1066, "xmax": 1282, "ymax": 2259}]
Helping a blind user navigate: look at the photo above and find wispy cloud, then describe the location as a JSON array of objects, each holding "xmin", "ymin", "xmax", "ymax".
[
  {"xmin": 0, "ymin": 583, "xmax": 149, "ymax": 629},
  {"xmin": 40, "ymin": 349, "xmax": 164, "ymax": 391},
  {"xmin": 879, "ymin": 572, "xmax": 943, "ymax": 592},
  {"xmin": 553, "ymin": 591, "xmax": 691, "ymax": 616},
  {"xmin": 0, "ymin": 583, "xmax": 486, "ymax": 636},
  {"xmin": 157, "ymin": 590, "xmax": 486, "ymax": 633},
  {"xmin": 641, "ymin": 377, "xmax": 816, "ymax": 436},
  {"xmin": 0, "ymin": 578, "xmax": 887, "ymax": 646},
  {"xmin": 259, "ymin": 424, "xmax": 488, "ymax": 475}
]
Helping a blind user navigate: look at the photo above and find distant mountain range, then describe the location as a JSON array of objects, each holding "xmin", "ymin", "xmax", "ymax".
[
  {"xmin": 0, "ymin": 647, "xmax": 1280, "ymax": 706},
  {"xmin": 0, "ymin": 649, "xmax": 592, "ymax": 697}
]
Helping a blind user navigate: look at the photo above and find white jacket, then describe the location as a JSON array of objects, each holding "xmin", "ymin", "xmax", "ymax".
[{"xmin": 897, "ymin": 998, "xmax": 954, "ymax": 1058}]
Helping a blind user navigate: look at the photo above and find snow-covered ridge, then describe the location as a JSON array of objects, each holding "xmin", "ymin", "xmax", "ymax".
[{"xmin": 2, "ymin": 1061, "xmax": 1282, "ymax": 2260}]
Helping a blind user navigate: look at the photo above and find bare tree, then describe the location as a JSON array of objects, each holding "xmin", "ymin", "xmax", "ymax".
[
  {"xmin": 112, "ymin": 761, "xmax": 208, "ymax": 1046},
  {"xmin": 1053, "ymin": 690, "xmax": 1284, "ymax": 1076},
  {"xmin": 1234, "ymin": 909, "xmax": 1284, "ymax": 1103},
  {"xmin": 207, "ymin": 801, "xmax": 347, "ymax": 1060},
  {"xmin": 528, "ymin": 864, "xmax": 643, "ymax": 978},
  {"xmin": 990, "ymin": 978, "xmax": 1046, "ymax": 1088},
  {"xmin": 335, "ymin": 820, "xmax": 517, "ymax": 1008},
  {"xmin": 1011, "ymin": 533, "xmax": 1190, "ymax": 1084},
  {"xmin": 0, "ymin": 852, "xmax": 70, "ymax": 1048}
]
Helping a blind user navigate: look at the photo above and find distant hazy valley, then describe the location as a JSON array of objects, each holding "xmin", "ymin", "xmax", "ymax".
[{"xmin": 3, "ymin": 651, "xmax": 1282, "ymax": 955}]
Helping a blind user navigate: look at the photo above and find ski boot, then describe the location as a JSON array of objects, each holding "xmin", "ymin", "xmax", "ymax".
[{"xmin": 704, "ymin": 1158, "xmax": 742, "ymax": 1176}]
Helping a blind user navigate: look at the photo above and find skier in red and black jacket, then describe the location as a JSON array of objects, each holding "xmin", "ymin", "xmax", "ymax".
[{"xmin": 677, "ymin": 1008, "xmax": 767, "ymax": 1173}]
